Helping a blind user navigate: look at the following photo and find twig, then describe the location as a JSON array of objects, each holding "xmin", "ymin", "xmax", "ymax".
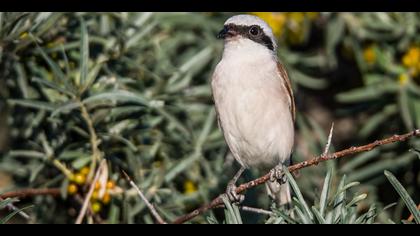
[
  {"xmin": 74, "ymin": 194, "xmax": 104, "ymax": 224},
  {"xmin": 407, "ymin": 203, "xmax": 420, "ymax": 222},
  {"xmin": 173, "ymin": 129, "xmax": 420, "ymax": 224},
  {"xmin": 75, "ymin": 159, "xmax": 106, "ymax": 224},
  {"xmin": 0, "ymin": 188, "xmax": 60, "ymax": 199},
  {"xmin": 78, "ymin": 100, "xmax": 102, "ymax": 181},
  {"xmin": 122, "ymin": 170, "xmax": 167, "ymax": 224},
  {"xmin": 0, "ymin": 188, "xmax": 61, "ymax": 220}
]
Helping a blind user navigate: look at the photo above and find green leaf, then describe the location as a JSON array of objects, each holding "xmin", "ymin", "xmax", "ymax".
[
  {"xmin": 326, "ymin": 15, "xmax": 345, "ymax": 68},
  {"xmin": 312, "ymin": 206, "xmax": 326, "ymax": 224},
  {"xmin": 107, "ymin": 204, "xmax": 120, "ymax": 224},
  {"xmin": 285, "ymin": 169, "xmax": 314, "ymax": 222},
  {"xmin": 32, "ymin": 77, "xmax": 75, "ymax": 97},
  {"xmin": 359, "ymin": 104, "xmax": 398, "ymax": 138},
  {"xmin": 384, "ymin": 170, "xmax": 420, "ymax": 224},
  {"xmin": 336, "ymin": 81, "xmax": 398, "ymax": 103},
  {"xmin": 290, "ymin": 69, "xmax": 328, "ymax": 90},
  {"xmin": 0, "ymin": 205, "xmax": 32, "ymax": 224},
  {"xmin": 164, "ymin": 151, "xmax": 201, "ymax": 183},
  {"xmin": 399, "ymin": 87, "xmax": 414, "ymax": 130},
  {"xmin": 8, "ymin": 99, "xmax": 55, "ymax": 111},
  {"xmin": 50, "ymin": 101, "xmax": 80, "ymax": 118},
  {"xmin": 272, "ymin": 208, "xmax": 298, "ymax": 224},
  {"xmin": 320, "ymin": 168, "xmax": 333, "ymax": 216},
  {"xmin": 15, "ymin": 63, "xmax": 29, "ymax": 99},
  {"xmin": 36, "ymin": 45, "xmax": 69, "ymax": 89},
  {"xmin": 221, "ymin": 195, "xmax": 242, "ymax": 224},
  {"xmin": 346, "ymin": 193, "xmax": 367, "ymax": 208},
  {"xmin": 83, "ymin": 90, "xmax": 151, "ymax": 106},
  {"xmin": 71, "ymin": 155, "xmax": 91, "ymax": 169},
  {"xmin": 294, "ymin": 205, "xmax": 312, "ymax": 224},
  {"xmin": 341, "ymin": 149, "xmax": 380, "ymax": 173},
  {"xmin": 0, "ymin": 198, "xmax": 14, "ymax": 209},
  {"xmin": 355, "ymin": 203, "xmax": 377, "ymax": 224},
  {"xmin": 331, "ymin": 175, "xmax": 346, "ymax": 223},
  {"xmin": 79, "ymin": 18, "xmax": 89, "ymax": 88}
]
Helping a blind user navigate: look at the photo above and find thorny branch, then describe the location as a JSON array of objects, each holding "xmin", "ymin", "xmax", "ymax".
[
  {"xmin": 173, "ymin": 129, "xmax": 420, "ymax": 224},
  {"xmin": 1, "ymin": 129, "xmax": 418, "ymax": 224},
  {"xmin": 0, "ymin": 188, "xmax": 60, "ymax": 199}
]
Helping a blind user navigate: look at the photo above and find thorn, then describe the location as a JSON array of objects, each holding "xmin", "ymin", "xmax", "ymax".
[{"xmin": 121, "ymin": 169, "xmax": 131, "ymax": 182}]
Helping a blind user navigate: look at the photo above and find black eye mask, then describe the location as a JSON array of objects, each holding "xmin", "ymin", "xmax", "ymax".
[{"xmin": 217, "ymin": 24, "xmax": 275, "ymax": 51}]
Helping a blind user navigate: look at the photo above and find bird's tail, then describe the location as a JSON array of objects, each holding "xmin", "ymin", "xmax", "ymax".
[{"xmin": 265, "ymin": 180, "xmax": 292, "ymax": 208}]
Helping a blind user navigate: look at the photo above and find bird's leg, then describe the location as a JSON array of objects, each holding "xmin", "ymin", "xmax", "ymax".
[
  {"xmin": 269, "ymin": 164, "xmax": 287, "ymax": 184},
  {"xmin": 226, "ymin": 166, "xmax": 246, "ymax": 203}
]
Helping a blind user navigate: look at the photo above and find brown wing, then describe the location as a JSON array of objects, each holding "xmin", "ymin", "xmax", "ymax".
[{"xmin": 277, "ymin": 61, "xmax": 296, "ymax": 122}]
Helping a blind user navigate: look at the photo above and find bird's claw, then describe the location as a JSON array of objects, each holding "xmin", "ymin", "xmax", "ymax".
[
  {"xmin": 269, "ymin": 165, "xmax": 286, "ymax": 184},
  {"xmin": 226, "ymin": 183, "xmax": 245, "ymax": 204}
]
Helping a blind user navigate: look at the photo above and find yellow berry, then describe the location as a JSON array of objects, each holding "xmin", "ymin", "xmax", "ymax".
[
  {"xmin": 102, "ymin": 192, "xmax": 111, "ymax": 205},
  {"xmin": 106, "ymin": 180, "xmax": 115, "ymax": 189},
  {"xmin": 67, "ymin": 184, "xmax": 78, "ymax": 195},
  {"xmin": 94, "ymin": 182, "xmax": 101, "ymax": 191},
  {"xmin": 19, "ymin": 32, "xmax": 28, "ymax": 39},
  {"xmin": 183, "ymin": 180, "xmax": 198, "ymax": 195},
  {"xmin": 363, "ymin": 46, "xmax": 376, "ymax": 65},
  {"xmin": 91, "ymin": 202, "xmax": 102, "ymax": 213},
  {"xmin": 80, "ymin": 167, "xmax": 90, "ymax": 176},
  {"xmin": 91, "ymin": 190, "xmax": 99, "ymax": 200},
  {"xmin": 398, "ymin": 74, "xmax": 409, "ymax": 86},
  {"xmin": 73, "ymin": 173, "xmax": 86, "ymax": 185}
]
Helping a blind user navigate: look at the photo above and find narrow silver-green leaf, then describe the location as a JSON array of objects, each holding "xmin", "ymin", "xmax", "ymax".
[
  {"xmin": 384, "ymin": 170, "xmax": 420, "ymax": 224},
  {"xmin": 320, "ymin": 168, "xmax": 333, "ymax": 216},
  {"xmin": 50, "ymin": 101, "xmax": 80, "ymax": 118},
  {"xmin": 0, "ymin": 205, "xmax": 32, "ymax": 224},
  {"xmin": 79, "ymin": 18, "xmax": 89, "ymax": 88},
  {"xmin": 285, "ymin": 169, "xmax": 314, "ymax": 221},
  {"xmin": 8, "ymin": 99, "xmax": 55, "ymax": 111},
  {"xmin": 32, "ymin": 77, "xmax": 75, "ymax": 97},
  {"xmin": 83, "ymin": 90, "xmax": 150, "ymax": 106},
  {"xmin": 312, "ymin": 206, "xmax": 326, "ymax": 224}
]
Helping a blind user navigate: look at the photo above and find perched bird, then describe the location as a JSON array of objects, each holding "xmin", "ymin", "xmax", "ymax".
[{"xmin": 211, "ymin": 14, "xmax": 295, "ymax": 207}]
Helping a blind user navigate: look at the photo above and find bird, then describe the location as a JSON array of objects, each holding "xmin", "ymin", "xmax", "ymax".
[{"xmin": 210, "ymin": 14, "xmax": 295, "ymax": 207}]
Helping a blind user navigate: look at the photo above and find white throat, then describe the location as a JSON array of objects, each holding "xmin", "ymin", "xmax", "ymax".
[{"xmin": 222, "ymin": 38, "xmax": 277, "ymax": 67}]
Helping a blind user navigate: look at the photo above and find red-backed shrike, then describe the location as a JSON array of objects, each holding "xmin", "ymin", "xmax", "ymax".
[{"xmin": 211, "ymin": 14, "xmax": 295, "ymax": 206}]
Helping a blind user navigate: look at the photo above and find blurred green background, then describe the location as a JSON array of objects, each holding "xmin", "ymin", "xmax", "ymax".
[{"xmin": 0, "ymin": 12, "xmax": 419, "ymax": 224}]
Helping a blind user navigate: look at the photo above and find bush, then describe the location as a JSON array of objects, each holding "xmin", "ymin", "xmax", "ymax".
[{"xmin": 0, "ymin": 12, "xmax": 419, "ymax": 224}]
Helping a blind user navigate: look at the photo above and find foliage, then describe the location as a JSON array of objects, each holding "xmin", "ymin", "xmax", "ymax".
[{"xmin": 0, "ymin": 12, "xmax": 419, "ymax": 224}]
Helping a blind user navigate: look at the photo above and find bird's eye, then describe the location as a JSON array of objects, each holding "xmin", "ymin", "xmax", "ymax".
[{"xmin": 249, "ymin": 26, "xmax": 260, "ymax": 36}]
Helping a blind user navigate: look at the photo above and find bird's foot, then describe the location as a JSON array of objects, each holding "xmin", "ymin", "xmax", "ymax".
[
  {"xmin": 226, "ymin": 182, "xmax": 245, "ymax": 204},
  {"xmin": 269, "ymin": 165, "xmax": 286, "ymax": 184}
]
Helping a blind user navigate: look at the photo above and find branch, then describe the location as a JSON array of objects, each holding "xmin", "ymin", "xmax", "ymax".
[
  {"xmin": 122, "ymin": 170, "xmax": 167, "ymax": 224},
  {"xmin": 0, "ymin": 188, "xmax": 60, "ymax": 199},
  {"xmin": 173, "ymin": 129, "xmax": 420, "ymax": 224},
  {"xmin": 78, "ymin": 100, "xmax": 102, "ymax": 181}
]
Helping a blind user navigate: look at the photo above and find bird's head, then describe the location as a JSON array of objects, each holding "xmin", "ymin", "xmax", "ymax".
[{"xmin": 217, "ymin": 14, "xmax": 277, "ymax": 52}]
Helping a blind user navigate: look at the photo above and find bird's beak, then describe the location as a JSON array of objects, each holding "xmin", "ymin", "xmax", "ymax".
[{"xmin": 217, "ymin": 25, "xmax": 235, "ymax": 39}]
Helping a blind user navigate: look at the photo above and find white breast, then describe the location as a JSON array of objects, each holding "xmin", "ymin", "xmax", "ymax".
[{"xmin": 211, "ymin": 39, "xmax": 294, "ymax": 171}]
